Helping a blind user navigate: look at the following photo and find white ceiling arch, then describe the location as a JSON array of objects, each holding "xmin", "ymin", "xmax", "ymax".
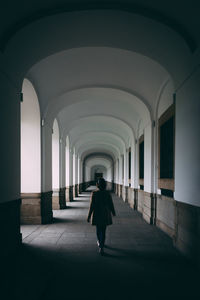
[
  {"xmin": 72, "ymin": 131, "xmax": 126, "ymax": 152},
  {"xmin": 74, "ymin": 132, "xmax": 125, "ymax": 157},
  {"xmin": 64, "ymin": 115, "xmax": 134, "ymax": 149},
  {"xmin": 85, "ymin": 157, "xmax": 112, "ymax": 169},
  {"xmin": 4, "ymin": 9, "xmax": 191, "ymax": 89},
  {"xmin": 84, "ymin": 152, "xmax": 113, "ymax": 164},
  {"xmin": 79, "ymin": 142, "xmax": 120, "ymax": 161},
  {"xmin": 27, "ymin": 47, "xmax": 169, "ymax": 122},
  {"xmin": 45, "ymin": 86, "xmax": 151, "ymax": 128},
  {"xmin": 81, "ymin": 149, "xmax": 115, "ymax": 162},
  {"xmin": 43, "ymin": 87, "xmax": 151, "ymax": 141}
]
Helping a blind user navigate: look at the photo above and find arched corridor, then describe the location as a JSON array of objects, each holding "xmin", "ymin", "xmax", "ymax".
[{"xmin": 0, "ymin": 2, "xmax": 200, "ymax": 299}]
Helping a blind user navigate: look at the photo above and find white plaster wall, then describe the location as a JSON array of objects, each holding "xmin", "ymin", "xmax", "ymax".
[
  {"xmin": 73, "ymin": 153, "xmax": 76, "ymax": 185},
  {"xmin": 157, "ymin": 80, "xmax": 174, "ymax": 118},
  {"xmin": 65, "ymin": 146, "xmax": 69, "ymax": 186},
  {"xmin": 114, "ymin": 161, "xmax": 117, "ymax": 183},
  {"xmin": 79, "ymin": 158, "xmax": 83, "ymax": 184},
  {"xmin": 69, "ymin": 150, "xmax": 73, "ymax": 186},
  {"xmin": 52, "ymin": 119, "xmax": 59, "ymax": 190},
  {"xmin": 118, "ymin": 155, "xmax": 123, "ymax": 184},
  {"xmin": 174, "ymin": 69, "xmax": 200, "ymax": 207},
  {"xmin": 121, "ymin": 154, "xmax": 124, "ymax": 184},
  {"xmin": 65, "ymin": 137, "xmax": 70, "ymax": 186},
  {"xmin": 41, "ymin": 124, "xmax": 52, "ymax": 192},
  {"xmin": 135, "ymin": 141, "xmax": 139, "ymax": 189},
  {"xmin": 106, "ymin": 166, "xmax": 113, "ymax": 182},
  {"xmin": 74, "ymin": 155, "xmax": 78, "ymax": 184},
  {"xmin": 78, "ymin": 157, "xmax": 80, "ymax": 184},
  {"xmin": 138, "ymin": 125, "xmax": 144, "ymax": 140},
  {"xmin": 144, "ymin": 123, "xmax": 152, "ymax": 193},
  {"xmin": 21, "ymin": 79, "xmax": 41, "ymax": 193},
  {"xmin": 85, "ymin": 166, "xmax": 91, "ymax": 182},
  {"xmin": 131, "ymin": 142, "xmax": 135, "ymax": 188},
  {"xmin": 115, "ymin": 159, "xmax": 118, "ymax": 184},
  {"xmin": 123, "ymin": 151, "xmax": 128, "ymax": 186},
  {"xmin": 60, "ymin": 140, "xmax": 66, "ymax": 188}
]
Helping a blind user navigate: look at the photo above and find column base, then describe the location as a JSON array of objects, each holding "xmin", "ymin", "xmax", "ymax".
[
  {"xmin": 73, "ymin": 185, "xmax": 75, "ymax": 199},
  {"xmin": 69, "ymin": 186, "xmax": 74, "ymax": 201},
  {"xmin": 119, "ymin": 184, "xmax": 123, "ymax": 198},
  {"xmin": 0, "ymin": 199, "xmax": 22, "ymax": 257},
  {"xmin": 75, "ymin": 184, "xmax": 78, "ymax": 197},
  {"xmin": 59, "ymin": 187, "xmax": 67, "ymax": 209},
  {"xmin": 52, "ymin": 190, "xmax": 60, "ymax": 210},
  {"xmin": 138, "ymin": 189, "xmax": 144, "ymax": 214},
  {"xmin": 66, "ymin": 186, "xmax": 74, "ymax": 202},
  {"xmin": 125, "ymin": 186, "xmax": 129, "ymax": 203},
  {"xmin": 142, "ymin": 192, "xmax": 156, "ymax": 224},
  {"xmin": 78, "ymin": 183, "xmax": 82, "ymax": 194},
  {"xmin": 106, "ymin": 181, "xmax": 113, "ymax": 191},
  {"xmin": 134, "ymin": 188, "xmax": 138, "ymax": 210},
  {"xmin": 53, "ymin": 188, "xmax": 68, "ymax": 209},
  {"xmin": 127, "ymin": 187, "xmax": 134, "ymax": 208},
  {"xmin": 116, "ymin": 184, "xmax": 120, "ymax": 196},
  {"xmin": 21, "ymin": 192, "xmax": 53, "ymax": 224}
]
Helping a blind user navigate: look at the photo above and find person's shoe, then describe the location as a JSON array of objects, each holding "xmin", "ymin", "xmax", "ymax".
[
  {"xmin": 99, "ymin": 248, "xmax": 104, "ymax": 256},
  {"xmin": 97, "ymin": 241, "xmax": 100, "ymax": 247}
]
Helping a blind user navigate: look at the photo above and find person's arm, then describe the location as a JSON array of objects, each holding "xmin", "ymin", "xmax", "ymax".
[
  {"xmin": 87, "ymin": 192, "xmax": 95, "ymax": 222},
  {"xmin": 108, "ymin": 193, "xmax": 116, "ymax": 216}
]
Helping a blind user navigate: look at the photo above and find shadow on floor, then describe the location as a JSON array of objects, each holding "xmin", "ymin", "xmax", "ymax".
[
  {"xmin": 52, "ymin": 217, "xmax": 80, "ymax": 223},
  {"xmin": 2, "ymin": 243, "xmax": 198, "ymax": 300}
]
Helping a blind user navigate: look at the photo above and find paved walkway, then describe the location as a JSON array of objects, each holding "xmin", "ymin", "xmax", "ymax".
[{"xmin": 3, "ymin": 189, "xmax": 199, "ymax": 299}]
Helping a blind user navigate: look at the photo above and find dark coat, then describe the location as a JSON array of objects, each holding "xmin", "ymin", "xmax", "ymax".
[{"xmin": 87, "ymin": 189, "xmax": 116, "ymax": 226}]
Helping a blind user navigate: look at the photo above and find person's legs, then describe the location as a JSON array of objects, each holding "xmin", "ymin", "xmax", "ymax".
[
  {"xmin": 96, "ymin": 226, "xmax": 100, "ymax": 246},
  {"xmin": 101, "ymin": 225, "xmax": 106, "ymax": 248},
  {"xmin": 96, "ymin": 225, "xmax": 107, "ymax": 249}
]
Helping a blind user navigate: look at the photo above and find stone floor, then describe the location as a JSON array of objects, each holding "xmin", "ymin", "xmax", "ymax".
[{"xmin": 2, "ymin": 188, "xmax": 199, "ymax": 300}]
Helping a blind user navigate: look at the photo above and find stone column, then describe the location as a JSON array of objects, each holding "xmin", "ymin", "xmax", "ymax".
[
  {"xmin": 59, "ymin": 138, "xmax": 67, "ymax": 209},
  {"xmin": 0, "ymin": 199, "xmax": 22, "ymax": 257},
  {"xmin": 52, "ymin": 189, "xmax": 60, "ymax": 210},
  {"xmin": 69, "ymin": 150, "xmax": 74, "ymax": 201},
  {"xmin": 78, "ymin": 183, "xmax": 82, "ymax": 194},
  {"xmin": 0, "ymin": 72, "xmax": 22, "ymax": 256},
  {"xmin": 77, "ymin": 157, "xmax": 82, "ymax": 194},
  {"xmin": 59, "ymin": 187, "xmax": 67, "ymax": 209},
  {"xmin": 65, "ymin": 187, "xmax": 70, "ymax": 202},
  {"xmin": 40, "ymin": 123, "xmax": 53, "ymax": 222},
  {"xmin": 134, "ymin": 188, "xmax": 138, "ymax": 210},
  {"xmin": 74, "ymin": 155, "xmax": 78, "ymax": 197},
  {"xmin": 124, "ymin": 149, "xmax": 129, "ymax": 202}
]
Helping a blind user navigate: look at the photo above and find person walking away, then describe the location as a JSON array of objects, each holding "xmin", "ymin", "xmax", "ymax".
[{"xmin": 87, "ymin": 178, "xmax": 116, "ymax": 255}]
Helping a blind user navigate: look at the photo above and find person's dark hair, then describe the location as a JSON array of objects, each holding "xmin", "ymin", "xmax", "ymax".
[{"xmin": 96, "ymin": 178, "xmax": 106, "ymax": 191}]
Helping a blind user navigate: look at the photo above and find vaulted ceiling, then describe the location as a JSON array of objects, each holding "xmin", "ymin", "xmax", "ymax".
[{"xmin": 2, "ymin": 1, "xmax": 199, "ymax": 169}]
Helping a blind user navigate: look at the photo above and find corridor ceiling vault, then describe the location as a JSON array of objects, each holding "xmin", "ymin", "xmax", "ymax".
[
  {"xmin": 0, "ymin": 1, "xmax": 199, "ymax": 52},
  {"xmin": 1, "ymin": 0, "xmax": 200, "ymax": 198}
]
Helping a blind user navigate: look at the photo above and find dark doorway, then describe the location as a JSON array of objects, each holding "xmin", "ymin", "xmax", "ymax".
[{"xmin": 95, "ymin": 173, "xmax": 103, "ymax": 182}]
